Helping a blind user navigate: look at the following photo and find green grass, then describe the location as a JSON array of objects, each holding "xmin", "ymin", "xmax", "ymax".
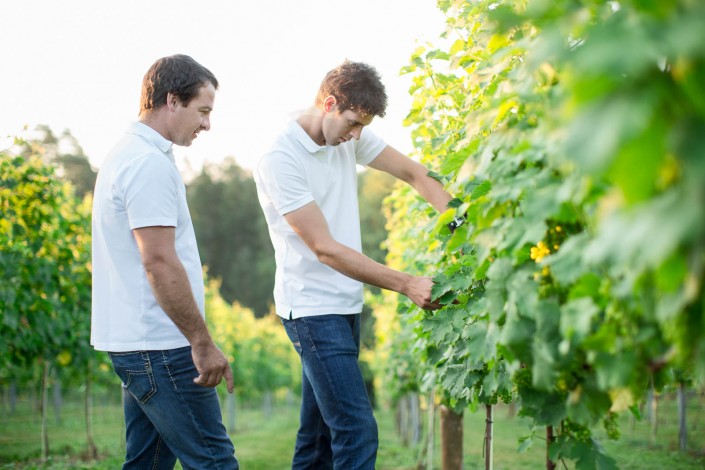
[{"xmin": 1, "ymin": 392, "xmax": 704, "ymax": 469}]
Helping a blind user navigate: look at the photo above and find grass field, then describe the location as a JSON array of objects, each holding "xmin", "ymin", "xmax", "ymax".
[{"xmin": 1, "ymin": 390, "xmax": 703, "ymax": 469}]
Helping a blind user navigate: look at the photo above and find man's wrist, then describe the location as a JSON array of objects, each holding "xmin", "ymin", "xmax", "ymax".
[{"xmin": 189, "ymin": 329, "xmax": 214, "ymax": 349}]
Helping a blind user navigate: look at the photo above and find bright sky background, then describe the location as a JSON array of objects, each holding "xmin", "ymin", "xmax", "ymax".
[{"xmin": 1, "ymin": 0, "xmax": 447, "ymax": 176}]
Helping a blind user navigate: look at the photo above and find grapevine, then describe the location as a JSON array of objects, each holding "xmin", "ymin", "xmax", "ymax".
[{"xmin": 376, "ymin": 0, "xmax": 705, "ymax": 466}]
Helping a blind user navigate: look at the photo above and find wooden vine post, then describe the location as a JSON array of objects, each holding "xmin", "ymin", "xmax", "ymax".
[
  {"xmin": 678, "ymin": 382, "xmax": 687, "ymax": 452},
  {"xmin": 40, "ymin": 360, "xmax": 50, "ymax": 463},
  {"xmin": 546, "ymin": 425, "xmax": 556, "ymax": 470},
  {"xmin": 648, "ymin": 383, "xmax": 659, "ymax": 446},
  {"xmin": 440, "ymin": 405, "xmax": 463, "ymax": 469},
  {"xmin": 426, "ymin": 390, "xmax": 436, "ymax": 470},
  {"xmin": 484, "ymin": 404, "xmax": 493, "ymax": 470}
]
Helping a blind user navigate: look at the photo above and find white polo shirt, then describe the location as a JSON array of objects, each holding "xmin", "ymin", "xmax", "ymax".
[
  {"xmin": 254, "ymin": 120, "xmax": 387, "ymax": 319},
  {"xmin": 91, "ymin": 122, "xmax": 204, "ymax": 352}
]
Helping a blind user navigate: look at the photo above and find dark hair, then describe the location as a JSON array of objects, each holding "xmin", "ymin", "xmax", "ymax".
[
  {"xmin": 316, "ymin": 61, "xmax": 387, "ymax": 117},
  {"xmin": 139, "ymin": 54, "xmax": 219, "ymax": 113}
]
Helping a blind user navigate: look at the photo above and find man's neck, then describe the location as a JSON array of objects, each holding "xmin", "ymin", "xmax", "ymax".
[
  {"xmin": 296, "ymin": 106, "xmax": 325, "ymax": 146},
  {"xmin": 138, "ymin": 109, "xmax": 171, "ymax": 143}
]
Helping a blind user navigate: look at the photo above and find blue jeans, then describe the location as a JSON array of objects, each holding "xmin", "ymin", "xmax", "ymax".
[
  {"xmin": 282, "ymin": 314, "xmax": 378, "ymax": 470},
  {"xmin": 108, "ymin": 346, "xmax": 238, "ymax": 470}
]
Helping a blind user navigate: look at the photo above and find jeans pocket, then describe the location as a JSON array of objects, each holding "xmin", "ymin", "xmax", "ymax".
[
  {"xmin": 281, "ymin": 318, "xmax": 302, "ymax": 354},
  {"xmin": 109, "ymin": 351, "xmax": 157, "ymax": 404}
]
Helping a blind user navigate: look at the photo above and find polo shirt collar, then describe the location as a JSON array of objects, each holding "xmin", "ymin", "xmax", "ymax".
[
  {"xmin": 290, "ymin": 120, "xmax": 326, "ymax": 154},
  {"xmin": 128, "ymin": 121, "xmax": 175, "ymax": 160}
]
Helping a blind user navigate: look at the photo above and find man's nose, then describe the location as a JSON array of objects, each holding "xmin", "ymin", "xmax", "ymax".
[{"xmin": 201, "ymin": 117, "xmax": 211, "ymax": 131}]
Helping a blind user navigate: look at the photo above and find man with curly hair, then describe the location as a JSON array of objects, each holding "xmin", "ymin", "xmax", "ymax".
[{"xmin": 254, "ymin": 60, "xmax": 453, "ymax": 469}]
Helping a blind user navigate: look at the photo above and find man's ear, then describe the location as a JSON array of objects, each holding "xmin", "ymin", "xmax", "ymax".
[
  {"xmin": 323, "ymin": 96, "xmax": 337, "ymax": 113},
  {"xmin": 166, "ymin": 92, "xmax": 180, "ymax": 111}
]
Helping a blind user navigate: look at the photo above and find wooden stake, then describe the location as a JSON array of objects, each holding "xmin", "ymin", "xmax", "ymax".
[
  {"xmin": 40, "ymin": 360, "xmax": 50, "ymax": 463},
  {"xmin": 484, "ymin": 404, "xmax": 493, "ymax": 470},
  {"xmin": 440, "ymin": 405, "xmax": 463, "ymax": 469},
  {"xmin": 546, "ymin": 425, "xmax": 555, "ymax": 470},
  {"xmin": 678, "ymin": 382, "xmax": 687, "ymax": 452}
]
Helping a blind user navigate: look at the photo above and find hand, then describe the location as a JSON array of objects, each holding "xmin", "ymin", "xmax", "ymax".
[
  {"xmin": 402, "ymin": 275, "xmax": 442, "ymax": 310},
  {"xmin": 191, "ymin": 341, "xmax": 235, "ymax": 393}
]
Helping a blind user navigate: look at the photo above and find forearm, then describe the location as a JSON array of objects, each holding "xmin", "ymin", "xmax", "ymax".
[
  {"xmin": 144, "ymin": 259, "xmax": 211, "ymax": 346},
  {"xmin": 318, "ymin": 242, "xmax": 438, "ymax": 309},
  {"xmin": 368, "ymin": 146, "xmax": 453, "ymax": 213},
  {"xmin": 318, "ymin": 243, "xmax": 412, "ymax": 295},
  {"xmin": 409, "ymin": 172, "xmax": 453, "ymax": 213}
]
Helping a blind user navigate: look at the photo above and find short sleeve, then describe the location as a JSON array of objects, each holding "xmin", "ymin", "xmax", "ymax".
[
  {"xmin": 354, "ymin": 127, "xmax": 387, "ymax": 166},
  {"xmin": 255, "ymin": 151, "xmax": 314, "ymax": 216},
  {"xmin": 119, "ymin": 154, "xmax": 180, "ymax": 229}
]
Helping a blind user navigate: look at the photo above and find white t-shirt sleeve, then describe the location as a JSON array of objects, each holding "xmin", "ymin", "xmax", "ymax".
[
  {"xmin": 354, "ymin": 127, "xmax": 387, "ymax": 166},
  {"xmin": 256, "ymin": 151, "xmax": 314, "ymax": 216},
  {"xmin": 120, "ymin": 154, "xmax": 180, "ymax": 229}
]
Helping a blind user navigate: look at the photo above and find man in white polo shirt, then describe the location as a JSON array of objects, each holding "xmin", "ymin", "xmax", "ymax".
[
  {"xmin": 254, "ymin": 60, "xmax": 455, "ymax": 470},
  {"xmin": 91, "ymin": 54, "xmax": 238, "ymax": 469}
]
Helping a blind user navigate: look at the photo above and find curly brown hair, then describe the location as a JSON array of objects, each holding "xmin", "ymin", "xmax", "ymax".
[{"xmin": 316, "ymin": 61, "xmax": 387, "ymax": 117}]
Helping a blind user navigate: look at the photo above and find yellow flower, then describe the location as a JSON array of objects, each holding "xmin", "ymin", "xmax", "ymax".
[
  {"xmin": 534, "ymin": 265, "xmax": 551, "ymax": 281},
  {"xmin": 530, "ymin": 241, "xmax": 551, "ymax": 262}
]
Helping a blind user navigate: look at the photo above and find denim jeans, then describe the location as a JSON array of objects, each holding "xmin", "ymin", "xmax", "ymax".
[
  {"xmin": 282, "ymin": 314, "xmax": 378, "ymax": 470},
  {"xmin": 108, "ymin": 346, "xmax": 238, "ymax": 470}
]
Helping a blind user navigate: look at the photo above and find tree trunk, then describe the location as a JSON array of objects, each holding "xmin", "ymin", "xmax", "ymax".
[
  {"xmin": 649, "ymin": 386, "xmax": 659, "ymax": 446},
  {"xmin": 678, "ymin": 383, "xmax": 687, "ymax": 452},
  {"xmin": 9, "ymin": 381, "xmax": 17, "ymax": 415},
  {"xmin": 427, "ymin": 390, "xmax": 436, "ymax": 470},
  {"xmin": 440, "ymin": 405, "xmax": 463, "ymax": 470},
  {"xmin": 397, "ymin": 395, "xmax": 409, "ymax": 446},
  {"xmin": 546, "ymin": 425, "xmax": 556, "ymax": 470},
  {"xmin": 85, "ymin": 373, "xmax": 98, "ymax": 460},
  {"xmin": 484, "ymin": 405, "xmax": 493, "ymax": 470},
  {"xmin": 52, "ymin": 368, "xmax": 62, "ymax": 425},
  {"xmin": 263, "ymin": 390, "xmax": 273, "ymax": 420},
  {"xmin": 410, "ymin": 392, "xmax": 421, "ymax": 446},
  {"xmin": 40, "ymin": 360, "xmax": 50, "ymax": 463}
]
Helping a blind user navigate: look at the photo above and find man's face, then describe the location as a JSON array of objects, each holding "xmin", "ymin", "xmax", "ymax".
[
  {"xmin": 321, "ymin": 105, "xmax": 374, "ymax": 146},
  {"xmin": 168, "ymin": 82, "xmax": 216, "ymax": 147}
]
